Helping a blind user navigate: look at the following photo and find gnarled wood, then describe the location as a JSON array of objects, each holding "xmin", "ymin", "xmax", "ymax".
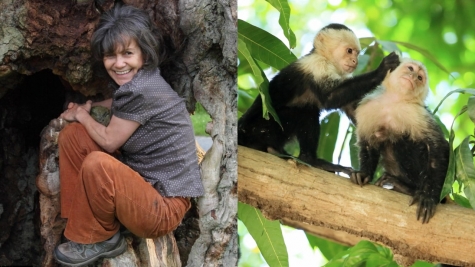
[{"xmin": 238, "ymin": 145, "xmax": 475, "ymax": 267}]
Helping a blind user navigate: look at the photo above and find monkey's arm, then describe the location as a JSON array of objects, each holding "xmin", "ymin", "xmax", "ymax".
[
  {"xmin": 411, "ymin": 123, "xmax": 450, "ymax": 223},
  {"xmin": 351, "ymin": 139, "xmax": 380, "ymax": 185},
  {"xmin": 324, "ymin": 52, "xmax": 400, "ymax": 109}
]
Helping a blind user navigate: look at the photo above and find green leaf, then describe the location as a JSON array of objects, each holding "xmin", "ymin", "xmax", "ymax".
[
  {"xmin": 353, "ymin": 54, "xmax": 370, "ymax": 75},
  {"xmin": 433, "ymin": 115, "xmax": 450, "ymax": 140},
  {"xmin": 366, "ymin": 253, "xmax": 396, "ymax": 267},
  {"xmin": 356, "ymin": 44, "xmax": 384, "ymax": 75},
  {"xmin": 386, "ymin": 40, "xmax": 451, "ymax": 75},
  {"xmin": 238, "ymin": 19, "xmax": 297, "ymax": 70},
  {"xmin": 238, "ymin": 38, "xmax": 281, "ymax": 125},
  {"xmin": 306, "ymin": 234, "xmax": 348, "ymax": 261},
  {"xmin": 454, "ymin": 136, "xmax": 475, "ymax": 209},
  {"xmin": 238, "ymin": 39, "xmax": 268, "ymax": 92},
  {"xmin": 467, "ymin": 96, "xmax": 475, "ymax": 124},
  {"xmin": 378, "ymin": 40, "xmax": 401, "ymax": 53},
  {"xmin": 452, "ymin": 193, "xmax": 473, "ymax": 209},
  {"xmin": 238, "ymin": 88, "xmax": 258, "ymax": 116},
  {"xmin": 440, "ymin": 128, "xmax": 455, "ymax": 201},
  {"xmin": 432, "ymin": 88, "xmax": 475, "ymax": 115},
  {"xmin": 325, "ymin": 240, "xmax": 398, "ymax": 267},
  {"xmin": 317, "ymin": 112, "xmax": 341, "ymax": 162},
  {"xmin": 410, "ymin": 261, "xmax": 437, "ymax": 267},
  {"xmin": 238, "ymin": 202, "xmax": 289, "ymax": 267},
  {"xmin": 442, "ymin": 105, "xmax": 469, "ymax": 200},
  {"xmin": 359, "ymin": 37, "xmax": 376, "ymax": 48},
  {"xmin": 265, "ymin": 0, "xmax": 296, "ymax": 49}
]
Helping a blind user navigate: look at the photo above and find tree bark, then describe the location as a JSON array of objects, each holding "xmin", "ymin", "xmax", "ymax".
[
  {"xmin": 238, "ymin": 145, "xmax": 475, "ymax": 267},
  {"xmin": 179, "ymin": 0, "xmax": 238, "ymax": 266}
]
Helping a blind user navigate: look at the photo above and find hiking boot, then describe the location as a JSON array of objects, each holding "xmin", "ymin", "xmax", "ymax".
[{"xmin": 53, "ymin": 231, "xmax": 127, "ymax": 266}]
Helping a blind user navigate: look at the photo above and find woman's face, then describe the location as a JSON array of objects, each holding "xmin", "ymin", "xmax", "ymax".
[{"xmin": 103, "ymin": 38, "xmax": 144, "ymax": 86}]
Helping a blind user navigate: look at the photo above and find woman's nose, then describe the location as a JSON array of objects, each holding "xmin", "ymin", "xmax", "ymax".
[{"xmin": 114, "ymin": 55, "xmax": 126, "ymax": 67}]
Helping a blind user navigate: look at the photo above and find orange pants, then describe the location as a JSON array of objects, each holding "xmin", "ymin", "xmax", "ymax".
[{"xmin": 58, "ymin": 123, "xmax": 190, "ymax": 244}]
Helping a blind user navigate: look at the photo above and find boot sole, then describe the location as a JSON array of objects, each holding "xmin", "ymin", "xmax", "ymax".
[{"xmin": 54, "ymin": 236, "xmax": 127, "ymax": 267}]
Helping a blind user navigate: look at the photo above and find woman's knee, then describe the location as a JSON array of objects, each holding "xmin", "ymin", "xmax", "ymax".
[
  {"xmin": 82, "ymin": 151, "xmax": 110, "ymax": 170},
  {"xmin": 58, "ymin": 123, "xmax": 85, "ymax": 145}
]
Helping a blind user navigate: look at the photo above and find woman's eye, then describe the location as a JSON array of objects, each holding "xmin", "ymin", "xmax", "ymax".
[{"xmin": 347, "ymin": 48, "xmax": 353, "ymax": 54}]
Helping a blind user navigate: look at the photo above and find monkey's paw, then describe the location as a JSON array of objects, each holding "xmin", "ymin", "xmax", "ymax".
[
  {"xmin": 410, "ymin": 191, "xmax": 438, "ymax": 224},
  {"xmin": 350, "ymin": 171, "xmax": 371, "ymax": 186},
  {"xmin": 380, "ymin": 51, "xmax": 400, "ymax": 73}
]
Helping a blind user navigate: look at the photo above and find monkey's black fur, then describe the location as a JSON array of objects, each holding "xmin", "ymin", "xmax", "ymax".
[
  {"xmin": 354, "ymin": 119, "xmax": 449, "ymax": 223},
  {"xmin": 238, "ymin": 24, "xmax": 400, "ymax": 174}
]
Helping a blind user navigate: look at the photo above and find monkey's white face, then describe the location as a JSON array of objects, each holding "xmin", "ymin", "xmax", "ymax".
[
  {"xmin": 384, "ymin": 60, "xmax": 428, "ymax": 99},
  {"xmin": 332, "ymin": 42, "xmax": 360, "ymax": 75}
]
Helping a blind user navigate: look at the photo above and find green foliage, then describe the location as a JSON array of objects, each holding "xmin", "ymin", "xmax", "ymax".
[
  {"xmin": 306, "ymin": 234, "xmax": 348, "ymax": 261},
  {"xmin": 318, "ymin": 112, "xmax": 341, "ymax": 161},
  {"xmin": 238, "ymin": 202, "xmax": 289, "ymax": 267},
  {"xmin": 238, "ymin": 19, "xmax": 299, "ymax": 124},
  {"xmin": 434, "ymin": 91, "xmax": 475, "ymax": 205},
  {"xmin": 264, "ymin": 0, "xmax": 296, "ymax": 49},
  {"xmin": 238, "ymin": 20, "xmax": 297, "ymax": 70},
  {"xmin": 324, "ymin": 240, "xmax": 398, "ymax": 267},
  {"xmin": 190, "ymin": 103, "xmax": 211, "ymax": 136},
  {"xmin": 454, "ymin": 136, "xmax": 475, "ymax": 207}
]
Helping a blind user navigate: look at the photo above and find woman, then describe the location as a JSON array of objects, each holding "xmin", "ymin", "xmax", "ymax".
[{"xmin": 53, "ymin": 4, "xmax": 204, "ymax": 266}]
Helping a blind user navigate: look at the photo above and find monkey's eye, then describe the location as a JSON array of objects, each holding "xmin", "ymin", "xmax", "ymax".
[
  {"xmin": 347, "ymin": 48, "xmax": 353, "ymax": 54},
  {"xmin": 408, "ymin": 66, "xmax": 414, "ymax": 71},
  {"xmin": 418, "ymin": 75, "xmax": 423, "ymax": 81}
]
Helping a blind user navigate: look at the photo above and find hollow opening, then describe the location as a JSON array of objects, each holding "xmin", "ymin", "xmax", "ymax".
[{"xmin": 0, "ymin": 69, "xmax": 67, "ymax": 266}]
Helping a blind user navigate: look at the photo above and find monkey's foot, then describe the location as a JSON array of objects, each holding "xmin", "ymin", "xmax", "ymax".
[
  {"xmin": 297, "ymin": 156, "xmax": 353, "ymax": 175},
  {"xmin": 350, "ymin": 171, "xmax": 371, "ymax": 186},
  {"xmin": 410, "ymin": 191, "xmax": 438, "ymax": 224}
]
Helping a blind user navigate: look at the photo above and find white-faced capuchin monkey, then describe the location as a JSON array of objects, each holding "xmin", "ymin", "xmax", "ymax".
[
  {"xmin": 238, "ymin": 23, "xmax": 400, "ymax": 175},
  {"xmin": 350, "ymin": 58, "xmax": 449, "ymax": 224}
]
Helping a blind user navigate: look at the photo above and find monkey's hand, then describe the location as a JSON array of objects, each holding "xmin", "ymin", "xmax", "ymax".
[
  {"xmin": 350, "ymin": 171, "xmax": 371, "ymax": 186},
  {"xmin": 410, "ymin": 191, "xmax": 437, "ymax": 224},
  {"xmin": 377, "ymin": 51, "xmax": 400, "ymax": 74}
]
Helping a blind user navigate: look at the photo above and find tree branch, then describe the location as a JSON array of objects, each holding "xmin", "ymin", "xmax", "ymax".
[{"xmin": 238, "ymin": 146, "xmax": 475, "ymax": 266}]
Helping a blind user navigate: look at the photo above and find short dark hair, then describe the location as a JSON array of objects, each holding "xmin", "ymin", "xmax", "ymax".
[{"xmin": 91, "ymin": 4, "xmax": 160, "ymax": 71}]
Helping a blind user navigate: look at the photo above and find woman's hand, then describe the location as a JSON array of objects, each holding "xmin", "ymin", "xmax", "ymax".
[{"xmin": 60, "ymin": 100, "xmax": 92, "ymax": 122}]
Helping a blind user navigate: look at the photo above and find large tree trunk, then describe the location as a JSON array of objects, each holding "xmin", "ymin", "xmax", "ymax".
[
  {"xmin": 179, "ymin": 0, "xmax": 238, "ymax": 266},
  {"xmin": 238, "ymin": 146, "xmax": 475, "ymax": 267},
  {"xmin": 0, "ymin": 0, "xmax": 236, "ymax": 266}
]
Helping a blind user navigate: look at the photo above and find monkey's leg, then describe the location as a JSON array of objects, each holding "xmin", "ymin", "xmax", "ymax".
[
  {"xmin": 238, "ymin": 95, "xmax": 270, "ymax": 151},
  {"xmin": 289, "ymin": 107, "xmax": 353, "ymax": 175},
  {"xmin": 394, "ymin": 138, "xmax": 443, "ymax": 224},
  {"xmin": 309, "ymin": 158, "xmax": 354, "ymax": 175},
  {"xmin": 410, "ymin": 136, "xmax": 448, "ymax": 224},
  {"xmin": 350, "ymin": 140, "xmax": 380, "ymax": 185}
]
